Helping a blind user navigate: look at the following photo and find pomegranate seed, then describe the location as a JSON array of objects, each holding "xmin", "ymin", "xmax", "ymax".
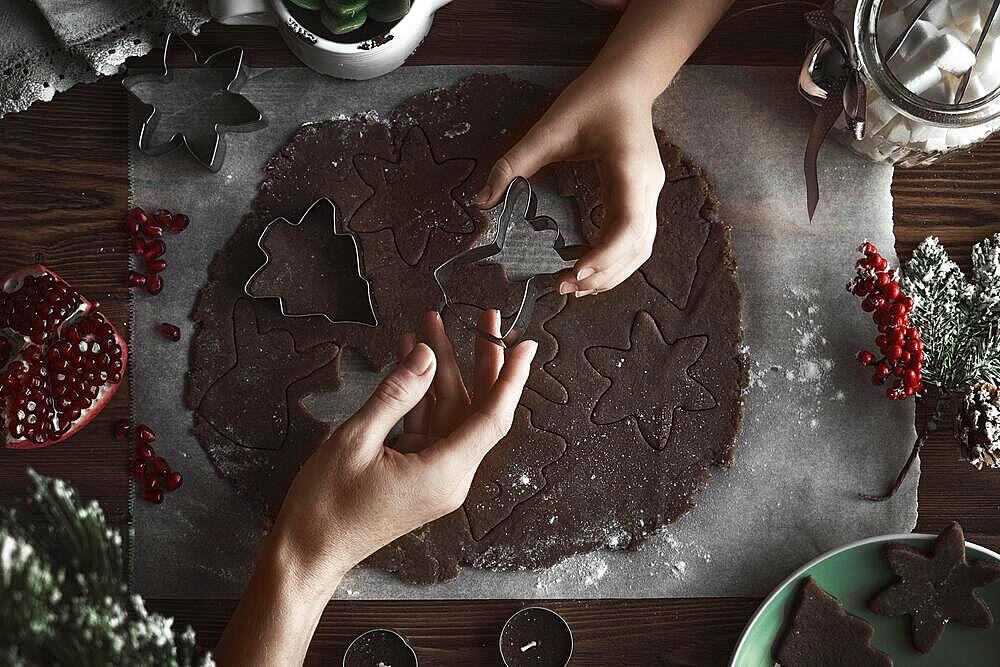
[
  {"xmin": 132, "ymin": 460, "xmax": 147, "ymax": 480},
  {"xmin": 131, "ymin": 238, "xmax": 147, "ymax": 256},
  {"xmin": 158, "ymin": 323, "xmax": 181, "ymax": 342},
  {"xmin": 165, "ymin": 471, "xmax": 183, "ymax": 491},
  {"xmin": 144, "ymin": 239, "xmax": 166, "ymax": 261},
  {"xmin": 126, "ymin": 207, "xmax": 147, "ymax": 236},
  {"xmin": 143, "ymin": 220, "xmax": 164, "ymax": 238},
  {"xmin": 146, "ymin": 258, "xmax": 167, "ymax": 273},
  {"xmin": 145, "ymin": 474, "xmax": 162, "ymax": 491},
  {"xmin": 146, "ymin": 274, "xmax": 163, "ymax": 295},
  {"xmin": 127, "ymin": 271, "xmax": 147, "ymax": 288},
  {"xmin": 151, "ymin": 456, "xmax": 169, "ymax": 475},
  {"xmin": 153, "ymin": 209, "xmax": 173, "ymax": 229},
  {"xmin": 135, "ymin": 424, "xmax": 156, "ymax": 443},
  {"xmin": 115, "ymin": 419, "xmax": 130, "ymax": 439},
  {"xmin": 143, "ymin": 488, "xmax": 164, "ymax": 504},
  {"xmin": 168, "ymin": 213, "xmax": 190, "ymax": 233},
  {"xmin": 136, "ymin": 442, "xmax": 154, "ymax": 460}
]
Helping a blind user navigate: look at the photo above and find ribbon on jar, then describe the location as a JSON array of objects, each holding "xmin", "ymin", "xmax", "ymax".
[{"xmin": 803, "ymin": 8, "xmax": 867, "ymax": 220}]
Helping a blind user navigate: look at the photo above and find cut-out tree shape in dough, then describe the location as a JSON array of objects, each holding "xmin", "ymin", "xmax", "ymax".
[
  {"xmin": 775, "ymin": 577, "xmax": 892, "ymax": 667},
  {"xmin": 463, "ymin": 406, "xmax": 567, "ymax": 540},
  {"xmin": 352, "ymin": 125, "xmax": 476, "ymax": 266},
  {"xmin": 199, "ymin": 299, "xmax": 340, "ymax": 451},
  {"xmin": 869, "ymin": 522, "xmax": 1000, "ymax": 653},
  {"xmin": 246, "ymin": 198, "xmax": 377, "ymax": 326},
  {"xmin": 585, "ymin": 311, "xmax": 716, "ymax": 451}
]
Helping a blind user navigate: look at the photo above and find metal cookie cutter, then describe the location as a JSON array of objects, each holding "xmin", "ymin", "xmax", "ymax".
[
  {"xmin": 433, "ymin": 177, "xmax": 587, "ymax": 348},
  {"xmin": 244, "ymin": 197, "xmax": 378, "ymax": 326},
  {"xmin": 343, "ymin": 628, "xmax": 418, "ymax": 667},
  {"xmin": 123, "ymin": 33, "xmax": 266, "ymax": 172},
  {"xmin": 499, "ymin": 606, "xmax": 573, "ymax": 667}
]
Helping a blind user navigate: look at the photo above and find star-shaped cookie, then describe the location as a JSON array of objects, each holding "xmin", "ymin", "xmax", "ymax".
[
  {"xmin": 123, "ymin": 33, "xmax": 266, "ymax": 172},
  {"xmin": 352, "ymin": 126, "xmax": 476, "ymax": 266},
  {"xmin": 869, "ymin": 522, "xmax": 1000, "ymax": 653},
  {"xmin": 245, "ymin": 198, "xmax": 377, "ymax": 326},
  {"xmin": 585, "ymin": 311, "xmax": 716, "ymax": 451}
]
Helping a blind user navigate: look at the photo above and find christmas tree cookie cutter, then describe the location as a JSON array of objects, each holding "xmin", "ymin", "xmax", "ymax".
[
  {"xmin": 122, "ymin": 33, "xmax": 267, "ymax": 173},
  {"xmin": 244, "ymin": 197, "xmax": 378, "ymax": 327},
  {"xmin": 433, "ymin": 177, "xmax": 587, "ymax": 348}
]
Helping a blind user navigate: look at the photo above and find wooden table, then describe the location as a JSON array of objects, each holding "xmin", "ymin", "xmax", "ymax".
[{"xmin": 1, "ymin": 2, "xmax": 999, "ymax": 664}]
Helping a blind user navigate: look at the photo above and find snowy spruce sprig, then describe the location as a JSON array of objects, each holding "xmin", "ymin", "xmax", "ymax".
[
  {"xmin": 899, "ymin": 234, "xmax": 1000, "ymax": 393},
  {"xmin": 0, "ymin": 470, "xmax": 212, "ymax": 667}
]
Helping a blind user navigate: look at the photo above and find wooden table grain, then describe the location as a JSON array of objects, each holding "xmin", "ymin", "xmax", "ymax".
[{"xmin": 2, "ymin": 2, "xmax": 999, "ymax": 664}]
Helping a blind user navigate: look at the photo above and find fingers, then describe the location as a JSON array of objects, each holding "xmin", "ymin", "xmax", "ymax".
[
  {"xmin": 423, "ymin": 340, "xmax": 538, "ymax": 473},
  {"xmin": 473, "ymin": 309, "xmax": 503, "ymax": 407},
  {"xmin": 557, "ymin": 151, "xmax": 664, "ymax": 296},
  {"xmin": 421, "ymin": 311, "xmax": 470, "ymax": 434},
  {"xmin": 340, "ymin": 343, "xmax": 436, "ymax": 459},
  {"xmin": 397, "ymin": 332, "xmax": 433, "ymax": 436},
  {"xmin": 473, "ymin": 128, "xmax": 564, "ymax": 209}
]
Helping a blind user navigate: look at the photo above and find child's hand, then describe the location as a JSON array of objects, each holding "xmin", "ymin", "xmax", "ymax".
[{"xmin": 474, "ymin": 69, "xmax": 665, "ymax": 297}]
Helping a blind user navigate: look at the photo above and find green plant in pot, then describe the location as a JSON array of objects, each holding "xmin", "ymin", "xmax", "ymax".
[{"xmin": 287, "ymin": 0, "xmax": 412, "ymax": 35}]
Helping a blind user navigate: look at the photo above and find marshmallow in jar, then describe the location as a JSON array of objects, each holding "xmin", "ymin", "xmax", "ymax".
[{"xmin": 810, "ymin": 0, "xmax": 1000, "ymax": 166}]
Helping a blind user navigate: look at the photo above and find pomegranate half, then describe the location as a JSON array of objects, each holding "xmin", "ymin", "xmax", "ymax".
[{"xmin": 0, "ymin": 265, "xmax": 127, "ymax": 449}]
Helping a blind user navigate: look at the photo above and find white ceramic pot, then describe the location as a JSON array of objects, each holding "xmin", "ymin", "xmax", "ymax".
[{"xmin": 210, "ymin": 0, "xmax": 453, "ymax": 80}]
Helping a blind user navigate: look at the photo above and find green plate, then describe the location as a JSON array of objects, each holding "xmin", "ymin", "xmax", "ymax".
[{"xmin": 731, "ymin": 533, "xmax": 1000, "ymax": 666}]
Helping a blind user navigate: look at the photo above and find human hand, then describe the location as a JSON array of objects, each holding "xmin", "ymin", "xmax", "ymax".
[
  {"xmin": 265, "ymin": 310, "xmax": 537, "ymax": 601},
  {"xmin": 474, "ymin": 66, "xmax": 665, "ymax": 297}
]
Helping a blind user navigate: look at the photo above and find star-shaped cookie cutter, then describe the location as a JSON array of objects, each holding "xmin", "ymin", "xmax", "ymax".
[
  {"xmin": 244, "ymin": 198, "xmax": 378, "ymax": 327},
  {"xmin": 433, "ymin": 177, "xmax": 587, "ymax": 347},
  {"xmin": 123, "ymin": 33, "xmax": 267, "ymax": 172}
]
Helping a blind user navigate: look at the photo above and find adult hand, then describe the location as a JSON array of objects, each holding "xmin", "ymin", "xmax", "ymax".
[
  {"xmin": 267, "ymin": 310, "xmax": 536, "ymax": 600},
  {"xmin": 474, "ymin": 67, "xmax": 665, "ymax": 298}
]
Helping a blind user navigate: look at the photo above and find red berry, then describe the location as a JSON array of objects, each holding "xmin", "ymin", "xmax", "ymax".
[
  {"xmin": 886, "ymin": 345, "xmax": 903, "ymax": 360},
  {"xmin": 127, "ymin": 271, "xmax": 147, "ymax": 288},
  {"xmin": 876, "ymin": 334, "xmax": 889, "ymax": 349},
  {"xmin": 115, "ymin": 419, "xmax": 130, "ymax": 439},
  {"xmin": 876, "ymin": 272, "xmax": 891, "ymax": 288},
  {"xmin": 857, "ymin": 350, "xmax": 876, "ymax": 366},
  {"xmin": 168, "ymin": 213, "xmax": 190, "ymax": 233},
  {"xmin": 144, "ymin": 239, "xmax": 165, "ymax": 260},
  {"xmin": 126, "ymin": 207, "xmax": 147, "ymax": 236},
  {"xmin": 872, "ymin": 256, "xmax": 888, "ymax": 271},
  {"xmin": 136, "ymin": 442, "xmax": 154, "ymax": 460},
  {"xmin": 146, "ymin": 274, "xmax": 163, "ymax": 295},
  {"xmin": 152, "ymin": 456, "xmax": 169, "ymax": 475},
  {"xmin": 860, "ymin": 242, "xmax": 878, "ymax": 255},
  {"xmin": 144, "ymin": 488, "xmax": 164, "ymax": 504},
  {"xmin": 862, "ymin": 299, "xmax": 876, "ymax": 312},
  {"xmin": 136, "ymin": 424, "xmax": 156, "ymax": 443},
  {"xmin": 146, "ymin": 258, "xmax": 167, "ymax": 273},
  {"xmin": 882, "ymin": 283, "xmax": 901, "ymax": 300},
  {"xmin": 158, "ymin": 323, "xmax": 181, "ymax": 342},
  {"xmin": 872, "ymin": 373, "xmax": 886, "ymax": 385},
  {"xmin": 165, "ymin": 472, "xmax": 183, "ymax": 491},
  {"xmin": 876, "ymin": 362, "xmax": 891, "ymax": 377},
  {"xmin": 904, "ymin": 369, "xmax": 920, "ymax": 387},
  {"xmin": 900, "ymin": 296, "xmax": 914, "ymax": 311}
]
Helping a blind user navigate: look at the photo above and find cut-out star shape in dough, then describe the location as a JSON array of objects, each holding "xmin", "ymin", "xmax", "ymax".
[
  {"xmin": 869, "ymin": 522, "xmax": 1000, "ymax": 653},
  {"xmin": 246, "ymin": 198, "xmax": 377, "ymax": 326},
  {"xmin": 352, "ymin": 126, "xmax": 476, "ymax": 266},
  {"xmin": 585, "ymin": 311, "xmax": 715, "ymax": 451}
]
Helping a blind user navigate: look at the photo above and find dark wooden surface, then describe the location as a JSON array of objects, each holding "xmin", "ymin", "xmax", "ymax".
[{"xmin": 2, "ymin": 1, "xmax": 999, "ymax": 664}]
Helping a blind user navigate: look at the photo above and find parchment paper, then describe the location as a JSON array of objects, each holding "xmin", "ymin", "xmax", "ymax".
[{"xmin": 130, "ymin": 65, "xmax": 918, "ymax": 600}]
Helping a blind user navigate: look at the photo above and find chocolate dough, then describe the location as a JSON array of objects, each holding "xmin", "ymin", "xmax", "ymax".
[
  {"xmin": 776, "ymin": 577, "xmax": 892, "ymax": 667},
  {"xmin": 869, "ymin": 522, "xmax": 1000, "ymax": 653},
  {"xmin": 187, "ymin": 74, "xmax": 745, "ymax": 582}
]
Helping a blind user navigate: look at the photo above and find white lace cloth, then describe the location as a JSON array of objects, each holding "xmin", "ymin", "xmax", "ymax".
[{"xmin": 1, "ymin": 0, "xmax": 211, "ymax": 117}]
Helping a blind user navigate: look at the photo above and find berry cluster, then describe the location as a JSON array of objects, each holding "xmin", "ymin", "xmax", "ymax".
[
  {"xmin": 117, "ymin": 420, "xmax": 183, "ymax": 504},
  {"xmin": 847, "ymin": 242, "xmax": 924, "ymax": 400},
  {"xmin": 125, "ymin": 207, "xmax": 190, "ymax": 296}
]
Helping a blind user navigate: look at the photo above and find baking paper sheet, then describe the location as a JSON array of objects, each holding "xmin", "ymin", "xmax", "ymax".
[{"xmin": 130, "ymin": 65, "xmax": 917, "ymax": 600}]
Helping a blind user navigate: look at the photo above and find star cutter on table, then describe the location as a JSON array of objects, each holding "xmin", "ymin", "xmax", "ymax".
[
  {"xmin": 433, "ymin": 177, "xmax": 587, "ymax": 348},
  {"xmin": 244, "ymin": 198, "xmax": 378, "ymax": 327},
  {"xmin": 122, "ymin": 33, "xmax": 267, "ymax": 173}
]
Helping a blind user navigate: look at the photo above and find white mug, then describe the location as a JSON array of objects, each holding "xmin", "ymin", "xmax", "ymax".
[{"xmin": 210, "ymin": 0, "xmax": 454, "ymax": 80}]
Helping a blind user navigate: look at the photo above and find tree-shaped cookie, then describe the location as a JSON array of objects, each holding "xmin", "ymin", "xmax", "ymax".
[
  {"xmin": 869, "ymin": 522, "xmax": 1000, "ymax": 652},
  {"xmin": 198, "ymin": 300, "xmax": 340, "ymax": 451},
  {"xmin": 776, "ymin": 577, "xmax": 892, "ymax": 667},
  {"xmin": 585, "ymin": 311, "xmax": 716, "ymax": 451},
  {"xmin": 352, "ymin": 125, "xmax": 476, "ymax": 266},
  {"xmin": 246, "ymin": 198, "xmax": 376, "ymax": 326}
]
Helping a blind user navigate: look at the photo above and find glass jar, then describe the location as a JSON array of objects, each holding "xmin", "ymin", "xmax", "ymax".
[{"xmin": 804, "ymin": 0, "xmax": 1000, "ymax": 167}]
